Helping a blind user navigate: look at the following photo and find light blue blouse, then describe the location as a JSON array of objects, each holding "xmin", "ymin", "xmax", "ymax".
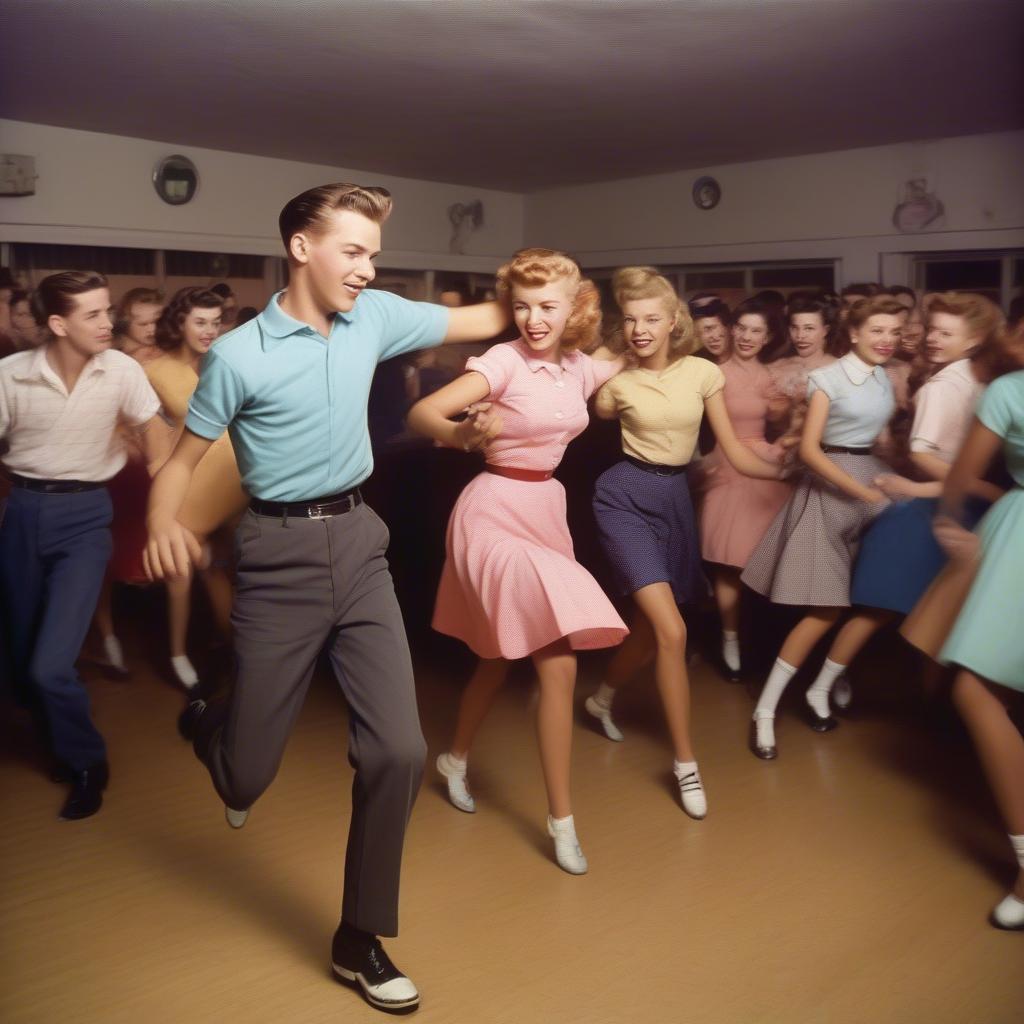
[{"xmin": 806, "ymin": 353, "xmax": 895, "ymax": 447}]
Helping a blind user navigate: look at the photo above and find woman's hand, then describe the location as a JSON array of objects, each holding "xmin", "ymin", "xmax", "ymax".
[
  {"xmin": 454, "ymin": 402, "xmax": 502, "ymax": 452},
  {"xmin": 874, "ymin": 473, "xmax": 917, "ymax": 499},
  {"xmin": 933, "ymin": 514, "xmax": 980, "ymax": 563}
]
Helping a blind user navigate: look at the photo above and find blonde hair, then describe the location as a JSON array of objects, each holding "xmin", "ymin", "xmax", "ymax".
[
  {"xmin": 495, "ymin": 248, "xmax": 601, "ymax": 351},
  {"xmin": 606, "ymin": 266, "xmax": 696, "ymax": 358}
]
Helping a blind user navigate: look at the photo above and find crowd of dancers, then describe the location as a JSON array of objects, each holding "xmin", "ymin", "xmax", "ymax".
[{"xmin": 1, "ymin": 183, "xmax": 1022, "ymax": 1015}]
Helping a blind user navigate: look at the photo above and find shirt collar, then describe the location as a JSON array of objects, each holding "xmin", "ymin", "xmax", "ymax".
[
  {"xmin": 257, "ymin": 290, "xmax": 355, "ymax": 350},
  {"xmin": 840, "ymin": 350, "xmax": 885, "ymax": 386},
  {"xmin": 13, "ymin": 345, "xmax": 107, "ymax": 390},
  {"xmin": 511, "ymin": 337, "xmax": 579, "ymax": 378},
  {"xmin": 935, "ymin": 358, "xmax": 976, "ymax": 385}
]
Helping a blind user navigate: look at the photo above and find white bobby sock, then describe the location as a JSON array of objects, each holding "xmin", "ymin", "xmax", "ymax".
[
  {"xmin": 722, "ymin": 630, "xmax": 741, "ymax": 673},
  {"xmin": 806, "ymin": 658, "xmax": 846, "ymax": 718},
  {"xmin": 103, "ymin": 634, "xmax": 126, "ymax": 672},
  {"xmin": 754, "ymin": 658, "xmax": 797, "ymax": 719},
  {"xmin": 1011, "ymin": 833, "xmax": 1024, "ymax": 870},
  {"xmin": 447, "ymin": 752, "xmax": 468, "ymax": 773},
  {"xmin": 171, "ymin": 654, "xmax": 199, "ymax": 689},
  {"xmin": 673, "ymin": 759, "xmax": 698, "ymax": 778},
  {"xmin": 593, "ymin": 682, "xmax": 616, "ymax": 709}
]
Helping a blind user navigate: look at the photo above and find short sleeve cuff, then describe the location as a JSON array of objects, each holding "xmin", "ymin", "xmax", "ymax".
[
  {"xmin": 465, "ymin": 355, "xmax": 502, "ymax": 397},
  {"xmin": 125, "ymin": 393, "xmax": 161, "ymax": 428},
  {"xmin": 185, "ymin": 405, "xmax": 227, "ymax": 441},
  {"xmin": 909, "ymin": 437, "xmax": 940, "ymax": 454}
]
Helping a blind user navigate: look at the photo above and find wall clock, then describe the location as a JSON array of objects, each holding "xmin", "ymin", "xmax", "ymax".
[
  {"xmin": 692, "ymin": 176, "xmax": 721, "ymax": 210},
  {"xmin": 153, "ymin": 154, "xmax": 199, "ymax": 205}
]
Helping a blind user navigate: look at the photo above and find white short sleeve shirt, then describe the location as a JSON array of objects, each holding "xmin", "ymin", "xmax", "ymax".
[
  {"xmin": 909, "ymin": 359, "xmax": 984, "ymax": 462},
  {"xmin": 0, "ymin": 346, "xmax": 161, "ymax": 481}
]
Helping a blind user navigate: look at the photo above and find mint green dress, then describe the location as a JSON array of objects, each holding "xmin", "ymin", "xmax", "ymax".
[{"xmin": 941, "ymin": 370, "xmax": 1024, "ymax": 691}]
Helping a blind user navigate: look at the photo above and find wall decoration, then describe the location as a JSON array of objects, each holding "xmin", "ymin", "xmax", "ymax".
[
  {"xmin": 153, "ymin": 154, "xmax": 199, "ymax": 205},
  {"xmin": 448, "ymin": 200, "xmax": 484, "ymax": 254},
  {"xmin": 893, "ymin": 178, "xmax": 944, "ymax": 232},
  {"xmin": 0, "ymin": 154, "xmax": 37, "ymax": 196},
  {"xmin": 692, "ymin": 175, "xmax": 721, "ymax": 210}
]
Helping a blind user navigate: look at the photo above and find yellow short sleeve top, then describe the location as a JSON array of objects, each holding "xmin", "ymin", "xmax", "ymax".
[{"xmin": 594, "ymin": 355, "xmax": 725, "ymax": 466}]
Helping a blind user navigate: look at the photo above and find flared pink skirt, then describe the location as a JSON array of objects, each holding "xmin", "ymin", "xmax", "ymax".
[
  {"xmin": 698, "ymin": 438, "xmax": 792, "ymax": 568},
  {"xmin": 433, "ymin": 472, "xmax": 628, "ymax": 660}
]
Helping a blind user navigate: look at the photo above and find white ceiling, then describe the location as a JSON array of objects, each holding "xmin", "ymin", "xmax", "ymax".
[{"xmin": 2, "ymin": 0, "xmax": 1021, "ymax": 192}]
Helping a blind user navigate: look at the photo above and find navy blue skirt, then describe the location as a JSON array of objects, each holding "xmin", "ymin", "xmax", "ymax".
[
  {"xmin": 851, "ymin": 496, "xmax": 988, "ymax": 615},
  {"xmin": 593, "ymin": 460, "xmax": 706, "ymax": 604}
]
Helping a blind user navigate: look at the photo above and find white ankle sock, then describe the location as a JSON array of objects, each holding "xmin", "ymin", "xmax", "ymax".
[
  {"xmin": 721, "ymin": 630, "xmax": 740, "ymax": 672},
  {"xmin": 1010, "ymin": 834, "xmax": 1024, "ymax": 870},
  {"xmin": 103, "ymin": 634, "xmax": 125, "ymax": 672},
  {"xmin": 673, "ymin": 759, "xmax": 698, "ymax": 778},
  {"xmin": 171, "ymin": 655, "xmax": 199, "ymax": 689},
  {"xmin": 446, "ymin": 752, "xmax": 468, "ymax": 773},
  {"xmin": 593, "ymin": 682, "xmax": 616, "ymax": 709},
  {"xmin": 754, "ymin": 658, "xmax": 796, "ymax": 718},
  {"xmin": 806, "ymin": 658, "xmax": 845, "ymax": 718}
]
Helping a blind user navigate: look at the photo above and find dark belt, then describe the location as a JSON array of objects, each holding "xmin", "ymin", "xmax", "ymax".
[
  {"xmin": 485, "ymin": 464, "xmax": 554, "ymax": 482},
  {"xmin": 822, "ymin": 445, "xmax": 873, "ymax": 456},
  {"xmin": 250, "ymin": 487, "xmax": 363, "ymax": 519},
  {"xmin": 6, "ymin": 472, "xmax": 107, "ymax": 493},
  {"xmin": 624, "ymin": 455, "xmax": 687, "ymax": 476}
]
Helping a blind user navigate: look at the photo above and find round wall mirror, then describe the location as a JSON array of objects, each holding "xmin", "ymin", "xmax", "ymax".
[{"xmin": 153, "ymin": 154, "xmax": 199, "ymax": 205}]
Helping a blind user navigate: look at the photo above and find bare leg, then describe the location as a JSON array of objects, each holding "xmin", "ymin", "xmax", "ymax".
[
  {"xmin": 951, "ymin": 670, "xmax": 1024, "ymax": 901},
  {"xmin": 450, "ymin": 658, "xmax": 508, "ymax": 760},
  {"xmin": 603, "ymin": 605, "xmax": 655, "ymax": 691},
  {"xmin": 713, "ymin": 566, "xmax": 742, "ymax": 633},
  {"xmin": 778, "ymin": 608, "xmax": 842, "ymax": 669},
  {"xmin": 826, "ymin": 608, "xmax": 896, "ymax": 665},
  {"xmin": 200, "ymin": 565, "xmax": 234, "ymax": 638},
  {"xmin": 167, "ymin": 573, "xmax": 192, "ymax": 659},
  {"xmin": 633, "ymin": 582, "xmax": 693, "ymax": 762},
  {"xmin": 532, "ymin": 639, "xmax": 577, "ymax": 820},
  {"xmin": 94, "ymin": 573, "xmax": 115, "ymax": 639}
]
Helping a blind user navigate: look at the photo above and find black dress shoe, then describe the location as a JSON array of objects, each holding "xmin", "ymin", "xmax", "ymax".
[
  {"xmin": 177, "ymin": 694, "xmax": 208, "ymax": 742},
  {"xmin": 717, "ymin": 658, "xmax": 742, "ymax": 683},
  {"xmin": 59, "ymin": 761, "xmax": 109, "ymax": 821},
  {"xmin": 748, "ymin": 720, "xmax": 777, "ymax": 760},
  {"xmin": 331, "ymin": 924, "xmax": 419, "ymax": 1015},
  {"xmin": 805, "ymin": 706, "xmax": 839, "ymax": 733}
]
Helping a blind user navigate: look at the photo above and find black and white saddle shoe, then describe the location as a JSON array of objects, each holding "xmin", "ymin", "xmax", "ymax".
[{"xmin": 331, "ymin": 927, "xmax": 419, "ymax": 1015}]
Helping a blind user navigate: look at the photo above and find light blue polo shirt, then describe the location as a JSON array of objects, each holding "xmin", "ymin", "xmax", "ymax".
[{"xmin": 185, "ymin": 289, "xmax": 449, "ymax": 501}]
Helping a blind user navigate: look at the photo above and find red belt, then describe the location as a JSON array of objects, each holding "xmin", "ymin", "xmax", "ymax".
[{"xmin": 485, "ymin": 464, "xmax": 553, "ymax": 482}]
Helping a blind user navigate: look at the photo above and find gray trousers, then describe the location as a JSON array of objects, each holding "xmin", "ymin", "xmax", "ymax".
[{"xmin": 206, "ymin": 502, "xmax": 426, "ymax": 937}]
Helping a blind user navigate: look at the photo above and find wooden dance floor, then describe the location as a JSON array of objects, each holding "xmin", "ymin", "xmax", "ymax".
[{"xmin": 2, "ymin": 600, "xmax": 1021, "ymax": 1024}]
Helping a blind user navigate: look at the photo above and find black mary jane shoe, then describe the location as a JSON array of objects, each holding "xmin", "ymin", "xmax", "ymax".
[
  {"xmin": 805, "ymin": 704, "xmax": 839, "ymax": 733},
  {"xmin": 748, "ymin": 720, "xmax": 777, "ymax": 761}
]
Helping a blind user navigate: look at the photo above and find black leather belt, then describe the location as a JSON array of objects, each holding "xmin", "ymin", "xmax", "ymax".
[
  {"xmin": 250, "ymin": 487, "xmax": 363, "ymax": 519},
  {"xmin": 822, "ymin": 445, "xmax": 873, "ymax": 455},
  {"xmin": 6, "ymin": 472, "xmax": 107, "ymax": 493},
  {"xmin": 624, "ymin": 455, "xmax": 687, "ymax": 476}
]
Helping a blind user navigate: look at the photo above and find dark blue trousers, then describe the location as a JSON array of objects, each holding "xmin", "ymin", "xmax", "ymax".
[{"xmin": 0, "ymin": 487, "xmax": 112, "ymax": 771}]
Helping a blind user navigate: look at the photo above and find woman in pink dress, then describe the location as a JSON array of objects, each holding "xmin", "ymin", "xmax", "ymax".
[
  {"xmin": 408, "ymin": 248, "xmax": 627, "ymax": 875},
  {"xmin": 698, "ymin": 297, "xmax": 792, "ymax": 678}
]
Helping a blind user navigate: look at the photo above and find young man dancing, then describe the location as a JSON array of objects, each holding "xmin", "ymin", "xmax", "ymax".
[{"xmin": 145, "ymin": 183, "xmax": 504, "ymax": 1014}]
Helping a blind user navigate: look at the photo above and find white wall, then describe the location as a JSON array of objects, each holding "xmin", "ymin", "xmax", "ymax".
[
  {"xmin": 524, "ymin": 131, "xmax": 1024, "ymax": 284},
  {"xmin": 4, "ymin": 120, "xmax": 1022, "ymax": 286},
  {"xmin": 0, "ymin": 120, "xmax": 524, "ymax": 272}
]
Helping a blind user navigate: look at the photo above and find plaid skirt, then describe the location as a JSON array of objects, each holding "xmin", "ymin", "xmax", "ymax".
[{"xmin": 741, "ymin": 451, "xmax": 890, "ymax": 607}]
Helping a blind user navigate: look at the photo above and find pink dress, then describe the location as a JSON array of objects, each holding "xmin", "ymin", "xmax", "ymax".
[
  {"xmin": 698, "ymin": 358, "xmax": 792, "ymax": 568},
  {"xmin": 432, "ymin": 340, "xmax": 629, "ymax": 660}
]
